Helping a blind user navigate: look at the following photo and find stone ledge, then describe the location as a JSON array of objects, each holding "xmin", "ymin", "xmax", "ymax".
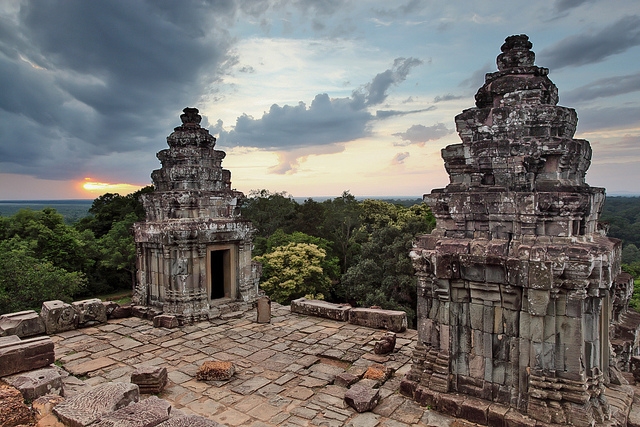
[
  {"xmin": 348, "ymin": 308, "xmax": 407, "ymax": 333},
  {"xmin": 291, "ymin": 298, "xmax": 351, "ymax": 321}
]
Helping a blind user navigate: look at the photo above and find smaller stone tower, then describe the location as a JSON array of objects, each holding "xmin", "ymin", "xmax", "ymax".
[
  {"xmin": 133, "ymin": 108, "xmax": 258, "ymax": 323},
  {"xmin": 403, "ymin": 35, "xmax": 629, "ymax": 426}
]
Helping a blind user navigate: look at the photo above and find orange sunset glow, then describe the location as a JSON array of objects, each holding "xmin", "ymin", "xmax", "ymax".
[{"xmin": 81, "ymin": 178, "xmax": 143, "ymax": 195}]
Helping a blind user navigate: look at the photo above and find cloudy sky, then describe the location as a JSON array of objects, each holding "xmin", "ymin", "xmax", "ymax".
[{"xmin": 1, "ymin": 0, "xmax": 639, "ymax": 200}]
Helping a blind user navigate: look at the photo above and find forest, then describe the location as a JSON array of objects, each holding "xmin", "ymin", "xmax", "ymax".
[{"xmin": 1, "ymin": 191, "xmax": 639, "ymax": 322}]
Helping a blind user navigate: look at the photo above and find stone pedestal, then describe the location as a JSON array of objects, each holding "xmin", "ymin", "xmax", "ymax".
[
  {"xmin": 256, "ymin": 296, "xmax": 271, "ymax": 323},
  {"xmin": 405, "ymin": 35, "xmax": 625, "ymax": 427}
]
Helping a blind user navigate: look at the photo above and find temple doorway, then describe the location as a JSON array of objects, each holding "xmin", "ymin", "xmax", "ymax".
[{"xmin": 207, "ymin": 244, "xmax": 236, "ymax": 301}]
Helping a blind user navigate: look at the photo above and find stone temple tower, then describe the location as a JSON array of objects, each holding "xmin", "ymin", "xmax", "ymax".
[
  {"xmin": 403, "ymin": 36, "xmax": 629, "ymax": 426},
  {"xmin": 133, "ymin": 108, "xmax": 258, "ymax": 323}
]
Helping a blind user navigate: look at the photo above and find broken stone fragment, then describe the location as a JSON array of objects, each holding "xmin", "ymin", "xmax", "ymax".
[
  {"xmin": 0, "ymin": 310, "xmax": 46, "ymax": 338},
  {"xmin": 363, "ymin": 364, "xmax": 394, "ymax": 383},
  {"xmin": 153, "ymin": 314, "xmax": 179, "ymax": 329},
  {"xmin": 334, "ymin": 372, "xmax": 359, "ymax": 388},
  {"xmin": 53, "ymin": 382, "xmax": 139, "ymax": 427},
  {"xmin": 344, "ymin": 384, "xmax": 380, "ymax": 413},
  {"xmin": 196, "ymin": 361, "xmax": 235, "ymax": 381},
  {"xmin": 41, "ymin": 300, "xmax": 77, "ymax": 334},
  {"xmin": 373, "ymin": 331, "xmax": 396, "ymax": 354},
  {"xmin": 32, "ymin": 394, "xmax": 65, "ymax": 424},
  {"xmin": 72, "ymin": 298, "xmax": 107, "ymax": 328},
  {"xmin": 91, "ymin": 395, "xmax": 171, "ymax": 427},
  {"xmin": 3, "ymin": 366, "xmax": 64, "ymax": 401},
  {"xmin": 131, "ymin": 366, "xmax": 168, "ymax": 394}
]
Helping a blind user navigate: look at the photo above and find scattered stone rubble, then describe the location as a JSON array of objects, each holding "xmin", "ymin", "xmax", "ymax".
[
  {"xmin": 133, "ymin": 107, "xmax": 260, "ymax": 324},
  {"xmin": 404, "ymin": 34, "xmax": 640, "ymax": 427}
]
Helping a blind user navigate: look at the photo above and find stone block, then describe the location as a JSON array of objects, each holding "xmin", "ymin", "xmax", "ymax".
[
  {"xmin": 73, "ymin": 298, "xmax": 107, "ymax": 328},
  {"xmin": 196, "ymin": 361, "xmax": 235, "ymax": 381},
  {"xmin": 352, "ymin": 309, "xmax": 407, "ymax": 336},
  {"xmin": 153, "ymin": 314, "xmax": 179, "ymax": 329},
  {"xmin": 526, "ymin": 289, "xmax": 549, "ymax": 316},
  {"xmin": 41, "ymin": 300, "xmax": 77, "ymax": 334},
  {"xmin": 110, "ymin": 304, "xmax": 132, "ymax": 319},
  {"xmin": 290, "ymin": 298, "xmax": 351, "ymax": 321},
  {"xmin": 460, "ymin": 396, "xmax": 490, "ymax": 425},
  {"xmin": 91, "ymin": 395, "xmax": 171, "ymax": 427},
  {"xmin": 414, "ymin": 386, "xmax": 441, "ymax": 409},
  {"xmin": 344, "ymin": 384, "xmax": 380, "ymax": 412},
  {"xmin": 131, "ymin": 366, "xmax": 168, "ymax": 394},
  {"xmin": 335, "ymin": 372, "xmax": 359, "ymax": 388},
  {"xmin": 3, "ymin": 366, "xmax": 63, "ymax": 400},
  {"xmin": 439, "ymin": 392, "xmax": 465, "ymax": 417},
  {"xmin": 504, "ymin": 408, "xmax": 536, "ymax": 427},
  {"xmin": 0, "ymin": 310, "xmax": 46, "ymax": 338},
  {"xmin": 256, "ymin": 296, "xmax": 271, "ymax": 323},
  {"xmin": 487, "ymin": 403, "xmax": 509, "ymax": 427},
  {"xmin": 53, "ymin": 382, "xmax": 139, "ymax": 427},
  {"xmin": 0, "ymin": 335, "xmax": 55, "ymax": 377}
]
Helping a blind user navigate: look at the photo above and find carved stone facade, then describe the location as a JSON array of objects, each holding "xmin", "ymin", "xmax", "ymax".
[
  {"xmin": 404, "ymin": 35, "xmax": 632, "ymax": 426},
  {"xmin": 133, "ymin": 108, "xmax": 258, "ymax": 323}
]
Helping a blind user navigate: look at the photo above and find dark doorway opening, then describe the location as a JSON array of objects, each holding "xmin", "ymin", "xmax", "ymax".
[{"xmin": 210, "ymin": 249, "xmax": 228, "ymax": 299}]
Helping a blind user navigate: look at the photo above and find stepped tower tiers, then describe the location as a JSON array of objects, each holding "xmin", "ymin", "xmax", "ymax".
[
  {"xmin": 133, "ymin": 108, "xmax": 259, "ymax": 323},
  {"xmin": 402, "ymin": 35, "xmax": 635, "ymax": 426}
]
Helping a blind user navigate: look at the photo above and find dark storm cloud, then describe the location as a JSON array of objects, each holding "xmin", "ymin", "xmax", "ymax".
[
  {"xmin": 554, "ymin": 0, "xmax": 594, "ymax": 12},
  {"xmin": 217, "ymin": 58, "xmax": 422, "ymax": 149},
  {"xmin": 393, "ymin": 123, "xmax": 453, "ymax": 146},
  {"xmin": 375, "ymin": 106, "xmax": 435, "ymax": 119},
  {"xmin": 216, "ymin": 94, "xmax": 374, "ymax": 150},
  {"xmin": 433, "ymin": 94, "xmax": 463, "ymax": 103},
  {"xmin": 459, "ymin": 63, "xmax": 493, "ymax": 90},
  {"xmin": 538, "ymin": 15, "xmax": 640, "ymax": 70},
  {"xmin": 0, "ymin": 0, "xmax": 240, "ymax": 181},
  {"xmin": 562, "ymin": 72, "xmax": 640, "ymax": 104},
  {"xmin": 575, "ymin": 105, "xmax": 640, "ymax": 132}
]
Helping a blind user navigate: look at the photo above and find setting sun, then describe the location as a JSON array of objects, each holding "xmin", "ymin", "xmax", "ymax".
[{"xmin": 81, "ymin": 178, "xmax": 143, "ymax": 195}]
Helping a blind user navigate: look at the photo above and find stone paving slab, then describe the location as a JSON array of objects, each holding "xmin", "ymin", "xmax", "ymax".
[{"xmin": 49, "ymin": 303, "xmax": 467, "ymax": 427}]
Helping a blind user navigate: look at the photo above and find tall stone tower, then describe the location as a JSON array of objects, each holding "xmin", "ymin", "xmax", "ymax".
[
  {"xmin": 133, "ymin": 108, "xmax": 258, "ymax": 323},
  {"xmin": 403, "ymin": 36, "xmax": 626, "ymax": 426}
]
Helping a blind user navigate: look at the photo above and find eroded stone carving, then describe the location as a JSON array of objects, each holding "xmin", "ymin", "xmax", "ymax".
[
  {"xmin": 133, "ymin": 108, "xmax": 258, "ymax": 323},
  {"xmin": 403, "ymin": 35, "xmax": 633, "ymax": 427}
]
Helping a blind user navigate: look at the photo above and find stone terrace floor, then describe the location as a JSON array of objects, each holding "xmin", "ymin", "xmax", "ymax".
[{"xmin": 51, "ymin": 303, "xmax": 467, "ymax": 427}]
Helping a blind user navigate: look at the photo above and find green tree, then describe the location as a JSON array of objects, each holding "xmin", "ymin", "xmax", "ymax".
[
  {"xmin": 339, "ymin": 201, "xmax": 435, "ymax": 326},
  {"xmin": 320, "ymin": 191, "xmax": 365, "ymax": 274},
  {"xmin": 263, "ymin": 229, "xmax": 340, "ymax": 280},
  {"xmin": 255, "ymin": 242, "xmax": 332, "ymax": 304},
  {"xmin": 97, "ymin": 212, "xmax": 138, "ymax": 289},
  {"xmin": 0, "ymin": 239, "xmax": 86, "ymax": 314},
  {"xmin": 76, "ymin": 186, "xmax": 152, "ymax": 238},
  {"xmin": 622, "ymin": 243, "xmax": 640, "ymax": 265},
  {"xmin": 241, "ymin": 189, "xmax": 298, "ymax": 237}
]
